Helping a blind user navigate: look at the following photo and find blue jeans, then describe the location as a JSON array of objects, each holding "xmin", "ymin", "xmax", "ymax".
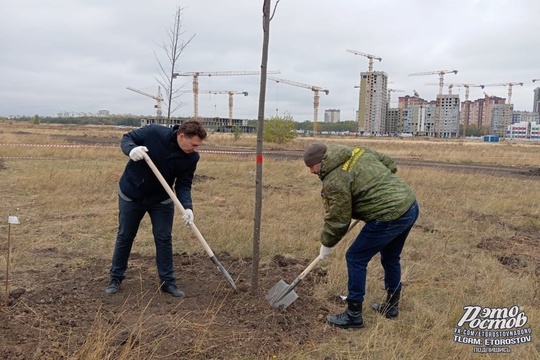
[
  {"xmin": 109, "ymin": 196, "xmax": 176, "ymax": 286},
  {"xmin": 346, "ymin": 201, "xmax": 419, "ymax": 303}
]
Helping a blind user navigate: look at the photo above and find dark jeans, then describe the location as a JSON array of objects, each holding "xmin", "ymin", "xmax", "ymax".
[
  {"xmin": 109, "ymin": 196, "xmax": 176, "ymax": 286},
  {"xmin": 346, "ymin": 201, "xmax": 419, "ymax": 303}
]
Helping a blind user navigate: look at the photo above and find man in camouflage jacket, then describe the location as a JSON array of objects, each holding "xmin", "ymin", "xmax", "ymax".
[{"xmin": 303, "ymin": 142, "xmax": 419, "ymax": 329}]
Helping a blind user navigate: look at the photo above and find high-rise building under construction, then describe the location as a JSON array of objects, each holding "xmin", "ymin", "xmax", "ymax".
[{"xmin": 357, "ymin": 71, "xmax": 388, "ymax": 135}]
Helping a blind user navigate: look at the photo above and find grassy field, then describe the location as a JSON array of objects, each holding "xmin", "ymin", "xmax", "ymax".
[{"xmin": 1, "ymin": 122, "xmax": 539, "ymax": 359}]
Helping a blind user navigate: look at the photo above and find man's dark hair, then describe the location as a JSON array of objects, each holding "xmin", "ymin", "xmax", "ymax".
[{"xmin": 178, "ymin": 119, "xmax": 208, "ymax": 140}]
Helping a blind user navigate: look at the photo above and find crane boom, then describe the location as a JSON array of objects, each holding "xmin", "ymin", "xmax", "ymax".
[
  {"xmin": 267, "ymin": 76, "xmax": 329, "ymax": 134},
  {"xmin": 424, "ymin": 83, "xmax": 482, "ymax": 100},
  {"xmin": 267, "ymin": 77, "xmax": 329, "ymax": 93},
  {"xmin": 346, "ymin": 49, "xmax": 382, "ymax": 72},
  {"xmin": 175, "ymin": 70, "xmax": 280, "ymax": 119},
  {"xmin": 480, "ymin": 82, "xmax": 523, "ymax": 104},
  {"xmin": 126, "ymin": 86, "xmax": 163, "ymax": 117}
]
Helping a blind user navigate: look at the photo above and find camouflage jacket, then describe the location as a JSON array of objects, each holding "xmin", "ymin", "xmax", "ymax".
[{"xmin": 318, "ymin": 144, "xmax": 416, "ymax": 247}]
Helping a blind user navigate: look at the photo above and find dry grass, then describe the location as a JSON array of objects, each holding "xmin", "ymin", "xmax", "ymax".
[{"xmin": 1, "ymin": 122, "xmax": 539, "ymax": 359}]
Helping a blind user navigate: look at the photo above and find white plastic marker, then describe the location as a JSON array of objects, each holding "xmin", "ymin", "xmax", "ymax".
[{"xmin": 5, "ymin": 215, "xmax": 20, "ymax": 309}]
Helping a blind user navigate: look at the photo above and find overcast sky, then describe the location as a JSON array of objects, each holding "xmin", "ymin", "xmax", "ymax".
[{"xmin": 1, "ymin": 0, "xmax": 539, "ymax": 121}]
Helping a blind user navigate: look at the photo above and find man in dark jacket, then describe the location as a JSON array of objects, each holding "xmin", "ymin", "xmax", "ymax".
[
  {"xmin": 303, "ymin": 142, "xmax": 419, "ymax": 328},
  {"xmin": 105, "ymin": 119, "xmax": 207, "ymax": 297}
]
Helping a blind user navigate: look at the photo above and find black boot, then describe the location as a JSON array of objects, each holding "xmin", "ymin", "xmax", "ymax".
[
  {"xmin": 326, "ymin": 301, "xmax": 364, "ymax": 329},
  {"xmin": 371, "ymin": 290, "xmax": 400, "ymax": 318}
]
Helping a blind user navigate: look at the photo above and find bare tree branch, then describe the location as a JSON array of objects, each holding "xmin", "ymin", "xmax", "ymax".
[{"xmin": 154, "ymin": 6, "xmax": 195, "ymax": 119}]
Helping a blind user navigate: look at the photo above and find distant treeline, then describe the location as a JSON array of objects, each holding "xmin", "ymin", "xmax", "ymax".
[{"xmin": 4, "ymin": 116, "xmax": 360, "ymax": 133}]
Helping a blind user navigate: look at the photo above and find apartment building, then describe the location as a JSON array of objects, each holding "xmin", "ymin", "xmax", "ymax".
[
  {"xmin": 533, "ymin": 87, "xmax": 540, "ymax": 115},
  {"xmin": 324, "ymin": 109, "xmax": 341, "ymax": 123},
  {"xmin": 357, "ymin": 71, "xmax": 388, "ymax": 135},
  {"xmin": 437, "ymin": 94, "xmax": 460, "ymax": 138}
]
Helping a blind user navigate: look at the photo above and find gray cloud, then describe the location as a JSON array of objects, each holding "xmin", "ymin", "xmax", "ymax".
[{"xmin": 1, "ymin": 0, "xmax": 538, "ymax": 120}]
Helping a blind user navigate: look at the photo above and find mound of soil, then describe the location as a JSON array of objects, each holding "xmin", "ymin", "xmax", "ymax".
[{"xmin": 1, "ymin": 252, "xmax": 344, "ymax": 359}]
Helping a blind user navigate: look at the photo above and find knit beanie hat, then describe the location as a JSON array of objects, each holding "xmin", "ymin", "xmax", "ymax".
[{"xmin": 303, "ymin": 142, "xmax": 327, "ymax": 167}]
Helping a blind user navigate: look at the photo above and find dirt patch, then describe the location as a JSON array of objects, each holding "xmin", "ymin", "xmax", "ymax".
[
  {"xmin": 477, "ymin": 232, "xmax": 540, "ymax": 276},
  {"xmin": 1, "ymin": 252, "xmax": 343, "ymax": 359}
]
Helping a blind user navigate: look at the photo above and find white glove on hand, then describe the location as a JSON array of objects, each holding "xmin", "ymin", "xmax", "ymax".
[
  {"xmin": 129, "ymin": 146, "xmax": 148, "ymax": 161},
  {"xmin": 319, "ymin": 245, "xmax": 333, "ymax": 259},
  {"xmin": 182, "ymin": 209, "xmax": 194, "ymax": 226}
]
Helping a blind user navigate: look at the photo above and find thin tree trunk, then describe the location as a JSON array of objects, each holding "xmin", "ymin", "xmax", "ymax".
[{"xmin": 251, "ymin": 0, "xmax": 272, "ymax": 294}]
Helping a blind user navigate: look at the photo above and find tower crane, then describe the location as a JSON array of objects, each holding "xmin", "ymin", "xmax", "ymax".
[
  {"xmin": 409, "ymin": 69, "xmax": 458, "ymax": 137},
  {"xmin": 174, "ymin": 70, "xmax": 280, "ymax": 119},
  {"xmin": 387, "ymin": 89, "xmax": 404, "ymax": 106},
  {"xmin": 267, "ymin": 76, "xmax": 329, "ymax": 134},
  {"xmin": 126, "ymin": 86, "xmax": 163, "ymax": 117},
  {"xmin": 410, "ymin": 70, "xmax": 458, "ymax": 95},
  {"xmin": 480, "ymin": 82, "xmax": 523, "ymax": 106},
  {"xmin": 480, "ymin": 82, "xmax": 523, "ymax": 135},
  {"xmin": 483, "ymin": 91, "xmax": 492, "ymax": 129},
  {"xmin": 347, "ymin": 49, "xmax": 382, "ymax": 135},
  {"xmin": 200, "ymin": 90, "xmax": 248, "ymax": 125},
  {"xmin": 346, "ymin": 49, "xmax": 382, "ymax": 72}
]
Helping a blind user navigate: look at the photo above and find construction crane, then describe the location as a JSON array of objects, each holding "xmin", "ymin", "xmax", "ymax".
[
  {"xmin": 410, "ymin": 70, "xmax": 458, "ymax": 95},
  {"xmin": 267, "ymin": 76, "xmax": 329, "ymax": 134},
  {"xmin": 409, "ymin": 70, "xmax": 458, "ymax": 137},
  {"xmin": 174, "ymin": 71, "xmax": 280, "ymax": 119},
  {"xmin": 480, "ymin": 82, "xmax": 524, "ymax": 135},
  {"xmin": 483, "ymin": 91, "xmax": 492, "ymax": 129},
  {"xmin": 480, "ymin": 82, "xmax": 523, "ymax": 106},
  {"xmin": 126, "ymin": 86, "xmax": 163, "ymax": 117},
  {"xmin": 200, "ymin": 90, "xmax": 248, "ymax": 125},
  {"xmin": 346, "ymin": 49, "xmax": 382, "ymax": 72},
  {"xmin": 347, "ymin": 49, "xmax": 382, "ymax": 135},
  {"xmin": 387, "ymin": 89, "xmax": 404, "ymax": 106}
]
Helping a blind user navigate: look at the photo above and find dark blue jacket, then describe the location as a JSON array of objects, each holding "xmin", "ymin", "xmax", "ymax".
[{"xmin": 118, "ymin": 124, "xmax": 199, "ymax": 209}]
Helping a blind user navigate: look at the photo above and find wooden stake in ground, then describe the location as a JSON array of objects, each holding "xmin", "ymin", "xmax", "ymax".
[{"xmin": 5, "ymin": 215, "xmax": 19, "ymax": 310}]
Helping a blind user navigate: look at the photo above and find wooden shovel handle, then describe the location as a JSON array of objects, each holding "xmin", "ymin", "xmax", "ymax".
[
  {"xmin": 142, "ymin": 153, "xmax": 215, "ymax": 257},
  {"xmin": 298, "ymin": 219, "xmax": 361, "ymax": 281}
]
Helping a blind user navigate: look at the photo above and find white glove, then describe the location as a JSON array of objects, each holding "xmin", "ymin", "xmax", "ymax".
[
  {"xmin": 182, "ymin": 209, "xmax": 194, "ymax": 226},
  {"xmin": 129, "ymin": 146, "xmax": 148, "ymax": 161},
  {"xmin": 319, "ymin": 244, "xmax": 333, "ymax": 259}
]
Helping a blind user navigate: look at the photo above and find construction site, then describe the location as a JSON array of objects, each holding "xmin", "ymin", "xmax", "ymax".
[{"xmin": 121, "ymin": 51, "xmax": 540, "ymax": 140}]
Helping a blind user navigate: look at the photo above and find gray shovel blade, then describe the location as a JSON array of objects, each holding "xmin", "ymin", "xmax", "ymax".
[{"xmin": 265, "ymin": 279, "xmax": 299, "ymax": 310}]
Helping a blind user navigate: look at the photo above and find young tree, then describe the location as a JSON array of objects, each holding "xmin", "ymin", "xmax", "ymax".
[
  {"xmin": 263, "ymin": 114, "xmax": 297, "ymax": 144},
  {"xmin": 155, "ymin": 6, "xmax": 195, "ymax": 119}
]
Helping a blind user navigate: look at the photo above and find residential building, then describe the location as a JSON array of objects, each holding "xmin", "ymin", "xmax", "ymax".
[
  {"xmin": 490, "ymin": 104, "xmax": 509, "ymax": 137},
  {"xmin": 324, "ymin": 109, "xmax": 341, "ymax": 123},
  {"xmin": 437, "ymin": 94, "xmax": 460, "ymax": 138},
  {"xmin": 533, "ymin": 87, "xmax": 540, "ymax": 115},
  {"xmin": 512, "ymin": 111, "xmax": 539, "ymax": 124},
  {"xmin": 357, "ymin": 71, "xmax": 388, "ymax": 135}
]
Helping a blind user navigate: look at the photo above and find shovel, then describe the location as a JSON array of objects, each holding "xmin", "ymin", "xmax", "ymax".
[
  {"xmin": 143, "ymin": 153, "xmax": 237, "ymax": 291},
  {"xmin": 266, "ymin": 219, "xmax": 360, "ymax": 310}
]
